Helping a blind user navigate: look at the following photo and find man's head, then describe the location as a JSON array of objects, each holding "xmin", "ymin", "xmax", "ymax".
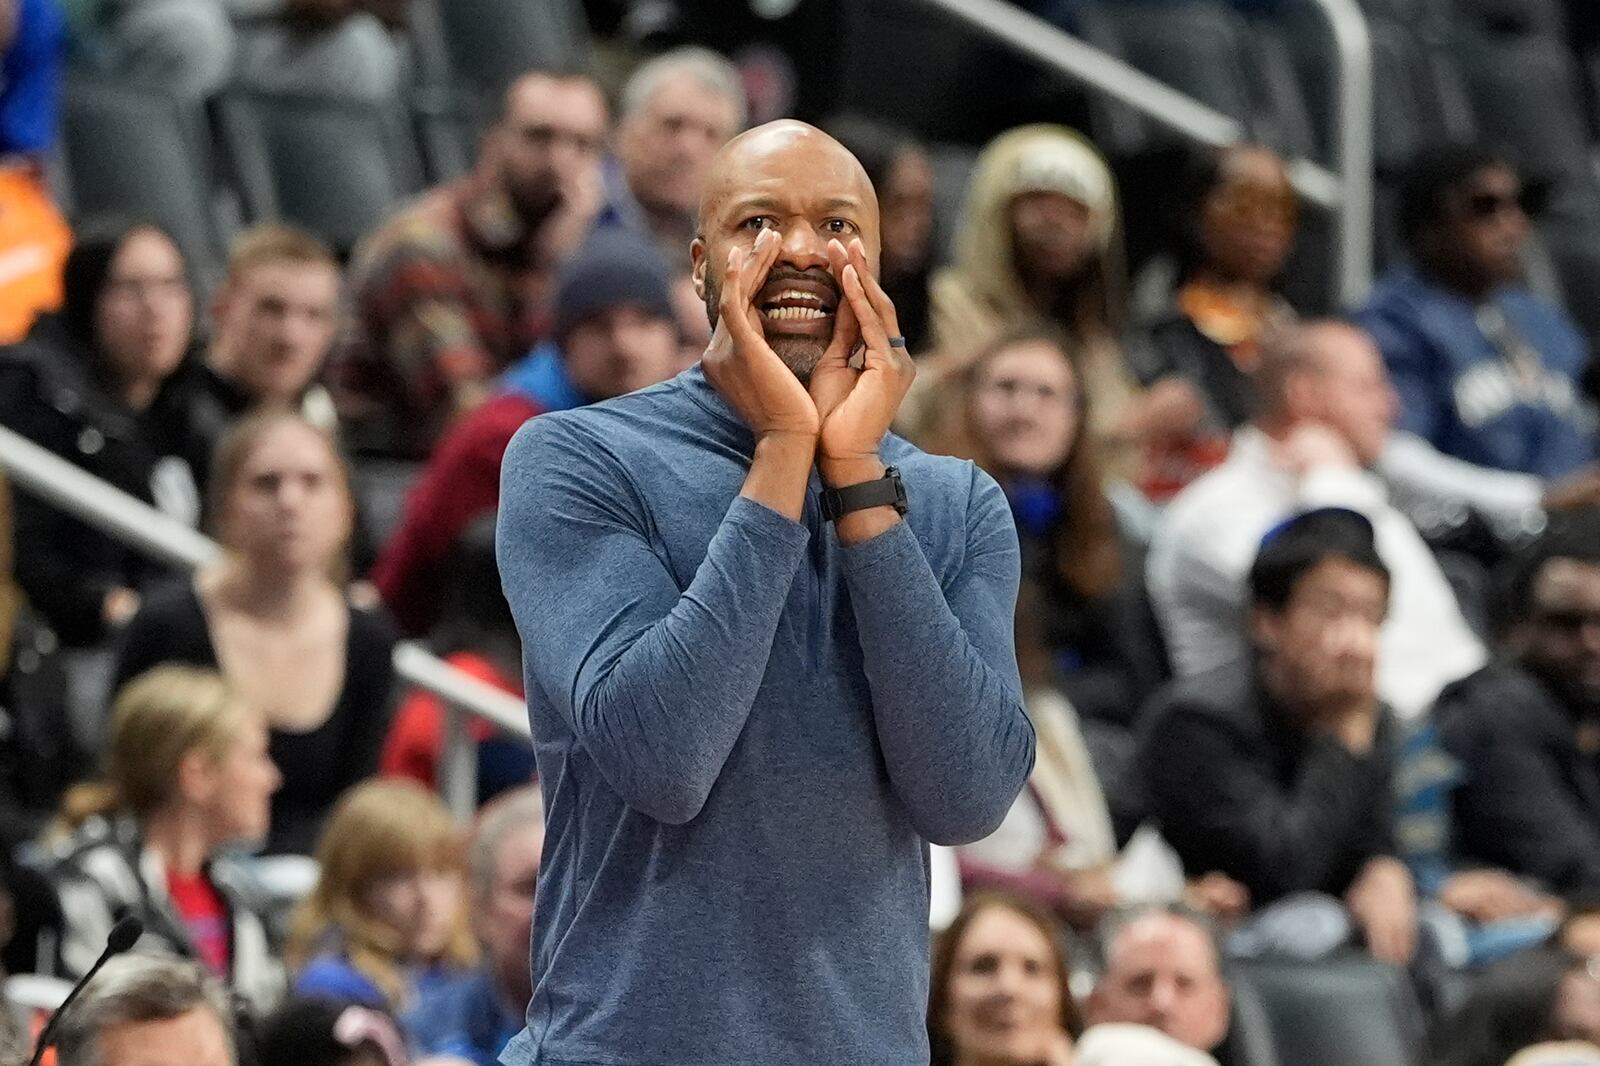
[
  {"xmin": 486, "ymin": 72, "xmax": 609, "ymax": 225},
  {"xmin": 1249, "ymin": 507, "xmax": 1390, "ymax": 720},
  {"xmin": 553, "ymin": 229, "xmax": 681, "ymax": 400},
  {"xmin": 469, "ymin": 786, "xmax": 545, "ymax": 1012},
  {"xmin": 1088, "ymin": 908, "xmax": 1231, "ymax": 1053},
  {"xmin": 56, "ymin": 954, "xmax": 235, "ymax": 1066},
  {"xmin": 1401, "ymin": 142, "xmax": 1530, "ymax": 297},
  {"xmin": 617, "ymin": 48, "xmax": 746, "ymax": 223},
  {"xmin": 1504, "ymin": 514, "xmax": 1600, "ymax": 709},
  {"xmin": 692, "ymin": 120, "xmax": 879, "ymax": 383},
  {"xmin": 1255, "ymin": 320, "xmax": 1399, "ymax": 467},
  {"xmin": 209, "ymin": 224, "xmax": 340, "ymax": 406}
]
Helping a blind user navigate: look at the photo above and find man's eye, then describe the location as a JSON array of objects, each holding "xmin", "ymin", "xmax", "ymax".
[
  {"xmin": 740, "ymin": 216, "xmax": 776, "ymax": 231},
  {"xmin": 824, "ymin": 219, "xmax": 857, "ymax": 234}
]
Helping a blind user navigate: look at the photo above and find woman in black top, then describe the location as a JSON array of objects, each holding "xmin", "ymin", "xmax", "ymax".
[
  {"xmin": 0, "ymin": 218, "xmax": 211, "ymax": 647},
  {"xmin": 116, "ymin": 411, "xmax": 397, "ymax": 854}
]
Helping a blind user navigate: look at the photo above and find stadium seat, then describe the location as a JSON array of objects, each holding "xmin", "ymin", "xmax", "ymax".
[
  {"xmin": 1453, "ymin": 29, "xmax": 1595, "ymax": 197},
  {"xmin": 1454, "ymin": 0, "xmax": 1568, "ymax": 40},
  {"xmin": 1077, "ymin": 0, "xmax": 1316, "ymax": 161},
  {"xmin": 214, "ymin": 90, "xmax": 425, "ymax": 257},
  {"xmin": 60, "ymin": 76, "xmax": 230, "ymax": 289},
  {"xmin": 423, "ymin": 0, "xmax": 592, "ymax": 103},
  {"xmin": 1235, "ymin": 954, "xmax": 1426, "ymax": 1066},
  {"xmin": 1223, "ymin": 968, "xmax": 1286, "ymax": 1066}
]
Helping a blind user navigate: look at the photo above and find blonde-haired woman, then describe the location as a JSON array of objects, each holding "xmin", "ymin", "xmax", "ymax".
[
  {"xmin": 115, "ymin": 410, "xmax": 398, "ymax": 855},
  {"xmin": 287, "ymin": 779, "xmax": 476, "ymax": 1012},
  {"xmin": 39, "ymin": 664, "xmax": 284, "ymax": 1012}
]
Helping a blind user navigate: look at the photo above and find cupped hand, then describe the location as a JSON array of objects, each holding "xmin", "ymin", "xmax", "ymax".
[
  {"xmin": 1347, "ymin": 856, "xmax": 1417, "ymax": 965},
  {"xmin": 816, "ymin": 238, "xmax": 915, "ymax": 475},
  {"xmin": 702, "ymin": 229, "xmax": 820, "ymax": 441}
]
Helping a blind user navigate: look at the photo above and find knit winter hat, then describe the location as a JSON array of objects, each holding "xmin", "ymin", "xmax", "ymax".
[{"xmin": 554, "ymin": 228, "xmax": 675, "ymax": 341}]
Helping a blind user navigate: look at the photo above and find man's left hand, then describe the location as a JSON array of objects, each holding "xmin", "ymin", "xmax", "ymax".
[{"xmin": 812, "ymin": 237, "xmax": 915, "ymax": 488}]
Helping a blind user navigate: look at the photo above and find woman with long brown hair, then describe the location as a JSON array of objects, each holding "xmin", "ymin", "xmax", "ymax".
[
  {"xmin": 115, "ymin": 411, "xmax": 397, "ymax": 854},
  {"xmin": 929, "ymin": 893, "xmax": 1081, "ymax": 1066}
]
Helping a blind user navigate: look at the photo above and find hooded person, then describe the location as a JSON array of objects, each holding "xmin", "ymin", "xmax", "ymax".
[
  {"xmin": 371, "ymin": 227, "xmax": 683, "ymax": 637},
  {"xmin": 912, "ymin": 125, "xmax": 1144, "ymax": 477}
]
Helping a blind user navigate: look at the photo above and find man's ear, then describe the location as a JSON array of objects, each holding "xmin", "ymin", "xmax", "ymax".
[{"xmin": 690, "ymin": 238, "xmax": 707, "ymax": 301}]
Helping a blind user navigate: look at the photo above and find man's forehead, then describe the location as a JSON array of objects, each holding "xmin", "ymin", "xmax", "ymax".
[
  {"xmin": 1536, "ymin": 559, "xmax": 1600, "ymax": 602},
  {"xmin": 703, "ymin": 122, "xmax": 874, "ymax": 217}
]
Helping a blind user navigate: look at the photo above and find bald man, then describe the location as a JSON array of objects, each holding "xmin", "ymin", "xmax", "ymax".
[
  {"xmin": 1087, "ymin": 910, "xmax": 1233, "ymax": 1058},
  {"xmin": 496, "ymin": 121, "xmax": 1035, "ymax": 1063}
]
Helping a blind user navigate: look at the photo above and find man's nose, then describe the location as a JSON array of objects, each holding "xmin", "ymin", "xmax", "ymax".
[{"xmin": 777, "ymin": 221, "xmax": 827, "ymax": 269}]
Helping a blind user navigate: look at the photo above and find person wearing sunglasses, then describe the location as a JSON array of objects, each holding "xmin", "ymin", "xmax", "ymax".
[
  {"xmin": 1359, "ymin": 143, "xmax": 1598, "ymax": 485},
  {"xmin": 1435, "ymin": 512, "xmax": 1600, "ymax": 899}
]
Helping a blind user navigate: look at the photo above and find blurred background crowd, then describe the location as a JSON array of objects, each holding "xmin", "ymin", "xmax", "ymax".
[{"xmin": 2, "ymin": 0, "xmax": 1600, "ymax": 1063}]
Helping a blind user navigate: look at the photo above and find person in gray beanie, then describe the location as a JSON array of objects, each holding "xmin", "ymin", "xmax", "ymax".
[{"xmin": 372, "ymin": 227, "xmax": 683, "ymax": 637}]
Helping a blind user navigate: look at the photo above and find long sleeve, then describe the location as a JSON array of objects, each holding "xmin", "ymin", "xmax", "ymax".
[
  {"xmin": 1146, "ymin": 525, "xmax": 1249, "ymax": 678},
  {"xmin": 838, "ymin": 466, "xmax": 1035, "ymax": 846},
  {"xmin": 1140, "ymin": 700, "xmax": 1391, "ymax": 903},
  {"xmin": 1379, "ymin": 431, "xmax": 1544, "ymax": 538},
  {"xmin": 496, "ymin": 417, "xmax": 812, "ymax": 825}
]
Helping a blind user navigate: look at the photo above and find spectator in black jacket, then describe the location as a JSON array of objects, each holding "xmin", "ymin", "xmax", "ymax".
[
  {"xmin": 1435, "ymin": 512, "xmax": 1600, "ymax": 896},
  {"xmin": 0, "ymin": 217, "xmax": 206, "ymax": 648},
  {"xmin": 1139, "ymin": 506, "xmax": 1417, "ymax": 964}
]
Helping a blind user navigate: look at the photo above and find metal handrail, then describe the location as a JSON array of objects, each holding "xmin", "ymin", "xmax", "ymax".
[
  {"xmin": 0, "ymin": 422, "xmax": 529, "ymax": 821},
  {"xmin": 908, "ymin": 0, "xmax": 1376, "ymax": 305}
]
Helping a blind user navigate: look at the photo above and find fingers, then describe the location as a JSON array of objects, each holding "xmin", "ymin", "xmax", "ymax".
[
  {"xmin": 740, "ymin": 227, "xmax": 782, "ymax": 301},
  {"xmin": 847, "ymin": 238, "xmax": 902, "ymax": 339},
  {"xmin": 842, "ymin": 263, "xmax": 891, "ymax": 354},
  {"xmin": 720, "ymin": 246, "xmax": 765, "ymax": 352}
]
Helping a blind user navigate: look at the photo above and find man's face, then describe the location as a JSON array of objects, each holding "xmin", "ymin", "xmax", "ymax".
[
  {"xmin": 618, "ymin": 73, "xmax": 741, "ymax": 219},
  {"xmin": 1435, "ymin": 163, "xmax": 1529, "ymax": 288},
  {"xmin": 1304, "ymin": 328, "xmax": 1399, "ymax": 468},
  {"xmin": 1514, "ymin": 559, "xmax": 1600, "ymax": 708},
  {"xmin": 1009, "ymin": 190, "xmax": 1094, "ymax": 287},
  {"xmin": 210, "ymin": 260, "xmax": 340, "ymax": 404},
  {"xmin": 491, "ymin": 75, "xmax": 608, "ymax": 224},
  {"xmin": 562, "ymin": 303, "xmax": 681, "ymax": 401},
  {"xmin": 475, "ymin": 822, "xmax": 543, "ymax": 1007},
  {"xmin": 1252, "ymin": 555, "xmax": 1388, "ymax": 718},
  {"xmin": 96, "ymin": 1007, "xmax": 232, "ymax": 1066},
  {"xmin": 691, "ymin": 123, "xmax": 880, "ymax": 383},
  {"xmin": 1088, "ymin": 915, "xmax": 1231, "ymax": 1053}
]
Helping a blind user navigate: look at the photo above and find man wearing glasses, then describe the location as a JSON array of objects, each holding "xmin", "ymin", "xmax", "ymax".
[
  {"xmin": 1436, "ymin": 513, "xmax": 1600, "ymax": 898},
  {"xmin": 1359, "ymin": 143, "xmax": 1597, "ymax": 482}
]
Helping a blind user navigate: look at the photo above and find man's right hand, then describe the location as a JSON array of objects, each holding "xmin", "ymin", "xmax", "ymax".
[{"xmin": 702, "ymin": 228, "xmax": 820, "ymax": 442}]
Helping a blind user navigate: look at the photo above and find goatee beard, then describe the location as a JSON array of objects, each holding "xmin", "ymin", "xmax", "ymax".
[{"xmin": 770, "ymin": 336, "xmax": 826, "ymax": 385}]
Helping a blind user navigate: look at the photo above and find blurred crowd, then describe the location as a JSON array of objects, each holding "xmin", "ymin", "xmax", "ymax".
[{"xmin": 3, "ymin": 0, "xmax": 1600, "ymax": 1064}]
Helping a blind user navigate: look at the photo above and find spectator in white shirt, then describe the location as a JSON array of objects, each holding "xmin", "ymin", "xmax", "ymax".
[{"xmin": 1146, "ymin": 320, "xmax": 1485, "ymax": 719}]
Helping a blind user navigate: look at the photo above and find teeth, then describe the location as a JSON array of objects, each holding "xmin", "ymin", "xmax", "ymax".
[{"xmin": 765, "ymin": 306, "xmax": 828, "ymax": 321}]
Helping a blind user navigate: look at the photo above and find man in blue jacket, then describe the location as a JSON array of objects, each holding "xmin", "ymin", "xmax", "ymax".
[
  {"xmin": 1359, "ymin": 143, "xmax": 1597, "ymax": 479},
  {"xmin": 495, "ymin": 120, "xmax": 1035, "ymax": 1065}
]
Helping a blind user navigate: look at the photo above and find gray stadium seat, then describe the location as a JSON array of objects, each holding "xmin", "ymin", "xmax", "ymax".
[
  {"xmin": 1454, "ymin": 0, "xmax": 1569, "ymax": 40},
  {"xmin": 1079, "ymin": 0, "xmax": 1316, "ymax": 161},
  {"xmin": 1235, "ymin": 954, "xmax": 1426, "ymax": 1066},
  {"xmin": 214, "ymin": 90, "xmax": 425, "ymax": 256},
  {"xmin": 423, "ymin": 0, "xmax": 592, "ymax": 102},
  {"xmin": 60, "ymin": 77, "xmax": 230, "ymax": 289}
]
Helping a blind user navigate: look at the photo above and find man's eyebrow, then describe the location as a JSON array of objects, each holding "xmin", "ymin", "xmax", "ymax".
[
  {"xmin": 726, "ymin": 196, "xmax": 783, "ymax": 216},
  {"xmin": 821, "ymin": 196, "xmax": 863, "ymax": 213}
]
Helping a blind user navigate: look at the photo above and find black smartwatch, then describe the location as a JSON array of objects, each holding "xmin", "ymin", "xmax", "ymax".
[{"xmin": 821, "ymin": 466, "xmax": 909, "ymax": 522}]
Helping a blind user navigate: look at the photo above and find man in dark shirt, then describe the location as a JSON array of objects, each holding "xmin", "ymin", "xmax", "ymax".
[
  {"xmin": 1140, "ymin": 506, "xmax": 1416, "ymax": 964},
  {"xmin": 1436, "ymin": 512, "xmax": 1600, "ymax": 895}
]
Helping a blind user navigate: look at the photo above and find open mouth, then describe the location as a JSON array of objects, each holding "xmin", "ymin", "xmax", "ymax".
[{"xmin": 758, "ymin": 279, "xmax": 838, "ymax": 325}]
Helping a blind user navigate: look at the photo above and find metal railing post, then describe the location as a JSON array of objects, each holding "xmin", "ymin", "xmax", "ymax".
[
  {"xmin": 440, "ymin": 701, "xmax": 479, "ymax": 824},
  {"xmin": 1307, "ymin": 0, "xmax": 1376, "ymax": 306}
]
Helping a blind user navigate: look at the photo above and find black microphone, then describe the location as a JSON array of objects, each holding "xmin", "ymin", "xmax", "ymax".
[{"xmin": 28, "ymin": 914, "xmax": 144, "ymax": 1066}]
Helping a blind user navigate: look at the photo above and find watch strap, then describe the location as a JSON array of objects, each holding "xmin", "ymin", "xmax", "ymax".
[{"xmin": 821, "ymin": 466, "xmax": 908, "ymax": 521}]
